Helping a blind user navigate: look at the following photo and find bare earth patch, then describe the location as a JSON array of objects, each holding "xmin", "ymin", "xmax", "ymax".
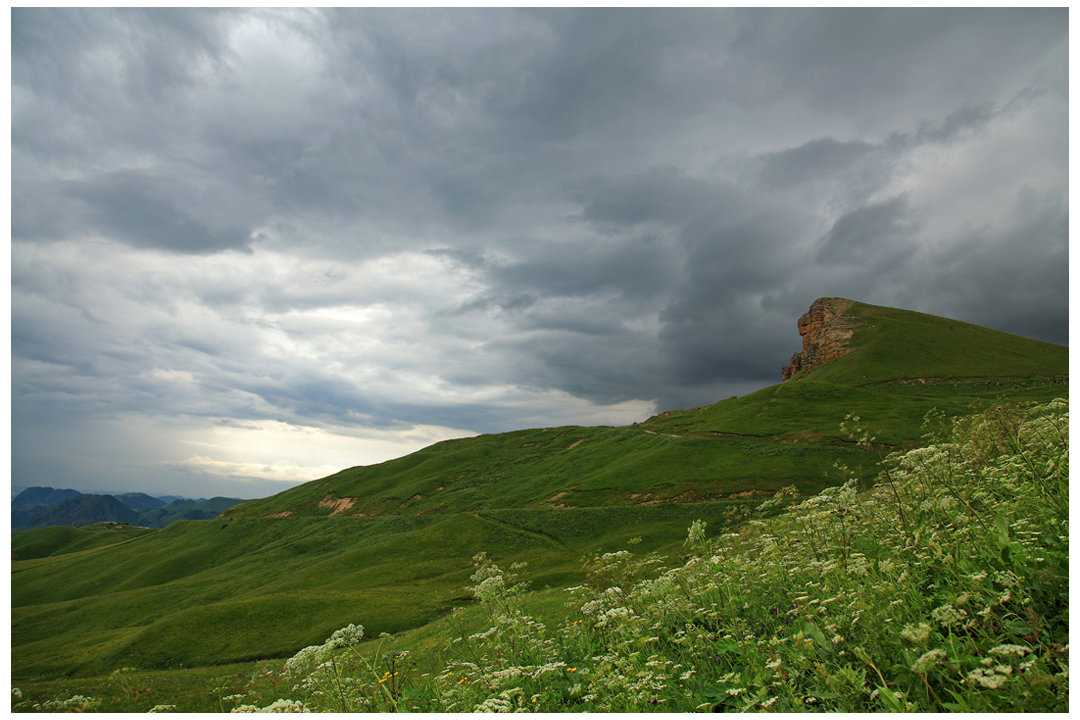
[
  {"xmin": 727, "ymin": 489, "xmax": 770, "ymax": 498},
  {"xmin": 318, "ymin": 493, "xmax": 356, "ymax": 515}
]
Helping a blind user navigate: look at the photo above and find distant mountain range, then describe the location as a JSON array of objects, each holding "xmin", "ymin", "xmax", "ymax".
[{"xmin": 11, "ymin": 486, "xmax": 246, "ymax": 531}]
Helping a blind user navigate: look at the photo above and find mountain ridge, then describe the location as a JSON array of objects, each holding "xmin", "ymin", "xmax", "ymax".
[{"xmin": 12, "ymin": 490, "xmax": 247, "ymax": 532}]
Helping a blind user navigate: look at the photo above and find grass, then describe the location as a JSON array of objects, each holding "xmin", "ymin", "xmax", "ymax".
[
  {"xmin": 11, "ymin": 523, "xmax": 153, "ymax": 561},
  {"xmin": 12, "ymin": 500, "xmax": 764, "ymax": 681}
]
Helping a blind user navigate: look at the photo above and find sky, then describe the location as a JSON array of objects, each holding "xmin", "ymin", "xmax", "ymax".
[{"xmin": 10, "ymin": 8, "xmax": 1069, "ymax": 500}]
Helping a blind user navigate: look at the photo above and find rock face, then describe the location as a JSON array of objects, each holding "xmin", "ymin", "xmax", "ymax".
[{"xmin": 781, "ymin": 297, "xmax": 857, "ymax": 380}]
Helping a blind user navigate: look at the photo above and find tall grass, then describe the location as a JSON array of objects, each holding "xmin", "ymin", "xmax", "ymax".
[{"xmin": 14, "ymin": 398, "xmax": 1067, "ymax": 712}]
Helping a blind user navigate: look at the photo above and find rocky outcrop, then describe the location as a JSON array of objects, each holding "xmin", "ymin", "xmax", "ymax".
[{"xmin": 781, "ymin": 297, "xmax": 857, "ymax": 380}]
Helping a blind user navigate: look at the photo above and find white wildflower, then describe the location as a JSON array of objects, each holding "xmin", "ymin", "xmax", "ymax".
[
  {"xmin": 911, "ymin": 649, "xmax": 946, "ymax": 673},
  {"xmin": 966, "ymin": 668, "xmax": 1009, "ymax": 689},
  {"xmin": 685, "ymin": 519, "xmax": 707, "ymax": 546},
  {"xmin": 989, "ymin": 644, "xmax": 1030, "ymax": 658},
  {"xmin": 900, "ymin": 622, "xmax": 932, "ymax": 643},
  {"xmin": 326, "ymin": 623, "xmax": 364, "ymax": 648},
  {"xmin": 994, "ymin": 570, "xmax": 1020, "ymax": 588},
  {"xmin": 931, "ymin": 604, "xmax": 967, "ymax": 627}
]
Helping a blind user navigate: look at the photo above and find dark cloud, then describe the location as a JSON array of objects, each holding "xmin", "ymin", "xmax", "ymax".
[
  {"xmin": 492, "ymin": 234, "xmax": 678, "ymax": 300},
  {"xmin": 64, "ymin": 171, "xmax": 253, "ymax": 253},
  {"xmin": 11, "ymin": 8, "xmax": 1067, "ymax": 496},
  {"xmin": 758, "ymin": 139, "xmax": 877, "ymax": 189},
  {"xmin": 816, "ymin": 196, "xmax": 914, "ymax": 266}
]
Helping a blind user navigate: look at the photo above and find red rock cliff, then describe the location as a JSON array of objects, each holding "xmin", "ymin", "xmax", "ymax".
[{"xmin": 781, "ymin": 297, "xmax": 857, "ymax": 380}]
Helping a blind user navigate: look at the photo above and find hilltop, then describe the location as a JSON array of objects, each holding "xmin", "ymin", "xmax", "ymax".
[
  {"xmin": 11, "ymin": 298, "xmax": 1067, "ymax": 708},
  {"xmin": 225, "ymin": 297, "xmax": 1065, "ymax": 521}
]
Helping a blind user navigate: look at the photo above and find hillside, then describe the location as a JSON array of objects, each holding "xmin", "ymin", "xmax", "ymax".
[
  {"xmin": 11, "ymin": 298, "xmax": 1068, "ymax": 705},
  {"xmin": 115, "ymin": 493, "xmax": 167, "ymax": 513},
  {"xmin": 11, "ymin": 487, "xmax": 84, "ymax": 530},
  {"xmin": 782, "ymin": 297, "xmax": 1067, "ymax": 385},
  {"xmin": 12, "ymin": 523, "xmax": 154, "ymax": 561},
  {"xmin": 12, "ymin": 487, "xmax": 82, "ymax": 507},
  {"xmin": 20, "ymin": 494, "xmax": 141, "ymax": 531},
  {"xmin": 138, "ymin": 497, "xmax": 246, "ymax": 528},
  {"xmin": 227, "ymin": 298, "xmax": 1065, "ymax": 520}
]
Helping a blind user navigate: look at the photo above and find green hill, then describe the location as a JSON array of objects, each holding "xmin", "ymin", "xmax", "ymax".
[
  {"xmin": 11, "ymin": 487, "xmax": 83, "ymax": 530},
  {"xmin": 12, "ymin": 523, "xmax": 153, "ymax": 561},
  {"xmin": 19, "ymin": 494, "xmax": 140, "ymax": 532},
  {"xmin": 795, "ymin": 298, "xmax": 1066, "ymax": 385},
  {"xmin": 10, "ymin": 298, "xmax": 1067, "ymax": 706},
  {"xmin": 12, "ymin": 487, "xmax": 82, "ymax": 508},
  {"xmin": 11, "ymin": 492, "xmax": 246, "ymax": 532},
  {"xmin": 227, "ymin": 298, "xmax": 1065, "ymax": 520},
  {"xmin": 137, "ymin": 496, "xmax": 246, "ymax": 528},
  {"xmin": 115, "ymin": 493, "xmax": 167, "ymax": 513}
]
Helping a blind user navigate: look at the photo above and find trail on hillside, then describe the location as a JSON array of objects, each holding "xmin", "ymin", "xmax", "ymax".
[{"xmin": 474, "ymin": 512, "xmax": 566, "ymax": 548}]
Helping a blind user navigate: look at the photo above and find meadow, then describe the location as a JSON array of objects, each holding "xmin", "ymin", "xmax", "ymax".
[
  {"xmin": 13, "ymin": 397, "xmax": 1067, "ymax": 712},
  {"xmin": 10, "ymin": 299, "xmax": 1068, "ymax": 712}
]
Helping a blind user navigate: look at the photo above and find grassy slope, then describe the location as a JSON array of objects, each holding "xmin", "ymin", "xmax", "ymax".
[
  {"xmin": 11, "ymin": 298, "xmax": 1068, "ymax": 695},
  {"xmin": 12, "ymin": 504, "xmax": 754, "ymax": 679},
  {"xmin": 227, "ymin": 426, "xmax": 875, "ymax": 520},
  {"xmin": 642, "ymin": 300, "xmax": 1066, "ymax": 443},
  {"xmin": 11, "ymin": 523, "xmax": 154, "ymax": 561}
]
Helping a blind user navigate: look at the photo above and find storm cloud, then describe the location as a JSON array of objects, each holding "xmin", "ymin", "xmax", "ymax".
[{"xmin": 11, "ymin": 8, "xmax": 1068, "ymax": 498}]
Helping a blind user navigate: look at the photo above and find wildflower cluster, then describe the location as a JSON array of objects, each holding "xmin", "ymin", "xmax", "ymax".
[
  {"xmin": 414, "ymin": 398, "xmax": 1068, "ymax": 713},
  {"xmin": 10, "ymin": 692, "xmax": 100, "ymax": 712},
  {"xmin": 230, "ymin": 620, "xmax": 416, "ymax": 713}
]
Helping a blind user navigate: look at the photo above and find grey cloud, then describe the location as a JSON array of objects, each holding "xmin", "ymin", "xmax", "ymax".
[
  {"xmin": 492, "ymin": 234, "xmax": 678, "ymax": 300},
  {"xmin": 725, "ymin": 8, "xmax": 1065, "ymax": 121},
  {"xmin": 912, "ymin": 198, "xmax": 1068, "ymax": 345},
  {"xmin": 11, "ymin": 8, "xmax": 1068, "ymax": 496},
  {"xmin": 816, "ymin": 196, "xmax": 915, "ymax": 265},
  {"xmin": 65, "ymin": 171, "xmax": 253, "ymax": 253},
  {"xmin": 580, "ymin": 170, "xmax": 743, "ymax": 231},
  {"xmin": 758, "ymin": 138, "xmax": 876, "ymax": 189},
  {"xmin": 918, "ymin": 103, "xmax": 997, "ymax": 144},
  {"xmin": 448, "ymin": 292, "xmax": 537, "ymax": 317},
  {"xmin": 481, "ymin": 326, "xmax": 662, "ymax": 408}
]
